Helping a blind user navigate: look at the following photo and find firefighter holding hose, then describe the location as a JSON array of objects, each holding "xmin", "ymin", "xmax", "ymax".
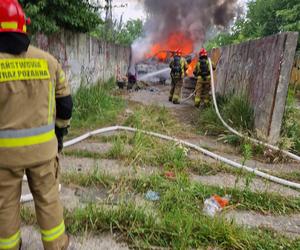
[
  {"xmin": 0, "ymin": 0, "xmax": 73, "ymax": 249},
  {"xmin": 169, "ymin": 49, "xmax": 188, "ymax": 104},
  {"xmin": 193, "ymin": 48, "xmax": 215, "ymax": 108}
]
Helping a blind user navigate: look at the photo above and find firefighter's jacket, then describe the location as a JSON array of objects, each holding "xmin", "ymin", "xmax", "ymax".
[
  {"xmin": 169, "ymin": 57, "xmax": 188, "ymax": 79},
  {"xmin": 0, "ymin": 46, "xmax": 72, "ymax": 167},
  {"xmin": 194, "ymin": 58, "xmax": 216, "ymax": 81}
]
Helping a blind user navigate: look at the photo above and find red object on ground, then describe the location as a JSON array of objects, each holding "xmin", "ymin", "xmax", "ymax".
[
  {"xmin": 213, "ymin": 194, "xmax": 229, "ymax": 208},
  {"xmin": 164, "ymin": 171, "xmax": 176, "ymax": 180}
]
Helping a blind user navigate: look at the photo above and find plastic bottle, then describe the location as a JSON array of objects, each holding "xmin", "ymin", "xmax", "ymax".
[{"xmin": 203, "ymin": 195, "xmax": 230, "ymax": 217}]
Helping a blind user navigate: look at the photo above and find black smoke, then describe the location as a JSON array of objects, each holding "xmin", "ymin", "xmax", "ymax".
[
  {"xmin": 142, "ymin": 0, "xmax": 239, "ymax": 43},
  {"xmin": 132, "ymin": 0, "xmax": 240, "ymax": 63}
]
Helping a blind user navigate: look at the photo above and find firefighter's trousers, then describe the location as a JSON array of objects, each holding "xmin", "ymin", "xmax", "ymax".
[
  {"xmin": 0, "ymin": 157, "xmax": 68, "ymax": 250},
  {"xmin": 169, "ymin": 77, "xmax": 183, "ymax": 103},
  {"xmin": 195, "ymin": 77, "xmax": 211, "ymax": 107}
]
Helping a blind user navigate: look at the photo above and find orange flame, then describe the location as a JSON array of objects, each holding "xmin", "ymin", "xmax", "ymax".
[
  {"xmin": 146, "ymin": 32, "xmax": 194, "ymax": 60},
  {"xmin": 146, "ymin": 32, "xmax": 198, "ymax": 76},
  {"xmin": 187, "ymin": 57, "xmax": 198, "ymax": 76}
]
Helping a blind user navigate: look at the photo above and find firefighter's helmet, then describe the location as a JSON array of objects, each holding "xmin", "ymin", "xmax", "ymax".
[
  {"xmin": 199, "ymin": 48, "xmax": 208, "ymax": 57},
  {"xmin": 0, "ymin": 0, "xmax": 30, "ymax": 34},
  {"xmin": 175, "ymin": 49, "xmax": 183, "ymax": 56}
]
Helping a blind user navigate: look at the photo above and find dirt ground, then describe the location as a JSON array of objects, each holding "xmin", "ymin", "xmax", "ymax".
[{"xmin": 20, "ymin": 84, "xmax": 300, "ymax": 248}]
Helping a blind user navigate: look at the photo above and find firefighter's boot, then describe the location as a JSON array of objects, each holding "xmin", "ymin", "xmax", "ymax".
[
  {"xmin": 172, "ymin": 95, "xmax": 180, "ymax": 104},
  {"xmin": 194, "ymin": 97, "xmax": 201, "ymax": 108}
]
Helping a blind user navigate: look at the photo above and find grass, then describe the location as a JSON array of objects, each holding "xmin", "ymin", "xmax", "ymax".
[
  {"xmin": 20, "ymin": 200, "xmax": 300, "ymax": 249},
  {"xmin": 106, "ymin": 133, "xmax": 190, "ymax": 171},
  {"xmin": 195, "ymin": 91, "xmax": 300, "ymax": 157},
  {"xmin": 133, "ymin": 174, "xmax": 300, "ymax": 216},
  {"xmin": 21, "ymin": 206, "xmax": 36, "ymax": 225},
  {"xmin": 276, "ymin": 171, "xmax": 300, "ymax": 183},
  {"xmin": 63, "ymin": 131, "xmax": 298, "ymax": 184},
  {"xmin": 71, "ymin": 78, "xmax": 125, "ymax": 130},
  {"xmin": 61, "ymin": 169, "xmax": 300, "ymax": 216},
  {"xmin": 197, "ymin": 94, "xmax": 254, "ymax": 136},
  {"xmin": 68, "ymin": 80, "xmax": 188, "ymax": 141},
  {"xmin": 21, "ymin": 168, "xmax": 298, "ymax": 249},
  {"xmin": 63, "ymin": 150, "xmax": 104, "ymax": 159},
  {"xmin": 280, "ymin": 89, "xmax": 300, "ymax": 154},
  {"xmin": 123, "ymin": 104, "xmax": 187, "ymax": 136},
  {"xmin": 24, "ymin": 133, "xmax": 300, "ymax": 250},
  {"xmin": 67, "ymin": 132, "xmax": 189, "ymax": 168},
  {"xmin": 64, "ymin": 203, "xmax": 300, "ymax": 250},
  {"xmin": 62, "ymin": 167, "xmax": 116, "ymax": 188},
  {"xmin": 190, "ymin": 161, "xmax": 244, "ymax": 176},
  {"xmin": 22, "ymin": 169, "xmax": 299, "ymax": 249},
  {"xmin": 64, "ymin": 132, "xmax": 261, "ymax": 178},
  {"xmin": 65, "ymin": 132, "xmax": 215, "ymax": 174},
  {"xmin": 194, "ymin": 94, "xmax": 277, "ymax": 160}
]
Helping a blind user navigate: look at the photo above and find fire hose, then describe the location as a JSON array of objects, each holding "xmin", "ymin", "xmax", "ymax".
[
  {"xmin": 21, "ymin": 125, "xmax": 300, "ymax": 204},
  {"xmin": 21, "ymin": 58, "xmax": 300, "ymax": 203},
  {"xmin": 181, "ymin": 89, "xmax": 197, "ymax": 103},
  {"xmin": 65, "ymin": 126, "xmax": 300, "ymax": 189},
  {"xmin": 208, "ymin": 58, "xmax": 300, "ymax": 163},
  {"xmin": 182, "ymin": 58, "xmax": 300, "ymax": 162}
]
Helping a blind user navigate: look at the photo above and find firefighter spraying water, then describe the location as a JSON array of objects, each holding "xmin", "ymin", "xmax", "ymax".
[{"xmin": 169, "ymin": 49, "xmax": 188, "ymax": 104}]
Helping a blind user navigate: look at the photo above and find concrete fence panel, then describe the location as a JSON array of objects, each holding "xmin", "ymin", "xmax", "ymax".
[
  {"xmin": 33, "ymin": 31, "xmax": 131, "ymax": 91},
  {"xmin": 211, "ymin": 32, "xmax": 298, "ymax": 143}
]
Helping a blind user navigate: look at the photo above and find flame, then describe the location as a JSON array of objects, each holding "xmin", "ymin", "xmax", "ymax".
[
  {"xmin": 146, "ymin": 32, "xmax": 194, "ymax": 61},
  {"xmin": 187, "ymin": 57, "xmax": 198, "ymax": 76},
  {"xmin": 146, "ymin": 32, "xmax": 198, "ymax": 76}
]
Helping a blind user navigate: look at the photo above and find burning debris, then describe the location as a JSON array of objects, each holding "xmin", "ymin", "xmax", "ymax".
[
  {"xmin": 128, "ymin": 0, "xmax": 240, "ymax": 84},
  {"xmin": 133, "ymin": 0, "xmax": 240, "ymax": 64}
]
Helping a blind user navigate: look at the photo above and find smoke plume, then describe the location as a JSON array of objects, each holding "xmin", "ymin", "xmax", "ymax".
[{"xmin": 132, "ymin": 0, "xmax": 240, "ymax": 64}]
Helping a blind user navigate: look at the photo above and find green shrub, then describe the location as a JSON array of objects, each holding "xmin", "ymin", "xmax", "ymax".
[
  {"xmin": 72, "ymin": 78, "xmax": 125, "ymax": 128},
  {"xmin": 222, "ymin": 95, "xmax": 254, "ymax": 131},
  {"xmin": 197, "ymin": 94, "xmax": 254, "ymax": 136},
  {"xmin": 281, "ymin": 90, "xmax": 300, "ymax": 153}
]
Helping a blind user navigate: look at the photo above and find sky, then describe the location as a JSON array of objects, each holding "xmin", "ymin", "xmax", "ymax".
[
  {"xmin": 106, "ymin": 0, "xmax": 247, "ymax": 22},
  {"xmin": 113, "ymin": 0, "xmax": 146, "ymax": 21},
  {"xmin": 96, "ymin": 0, "xmax": 146, "ymax": 21}
]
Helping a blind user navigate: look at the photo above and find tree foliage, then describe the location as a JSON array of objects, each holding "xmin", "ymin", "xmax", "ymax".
[
  {"xmin": 91, "ymin": 19, "xmax": 143, "ymax": 46},
  {"xmin": 19, "ymin": 0, "xmax": 102, "ymax": 34},
  {"xmin": 19, "ymin": 0, "xmax": 143, "ymax": 46},
  {"xmin": 205, "ymin": 0, "xmax": 300, "ymax": 50}
]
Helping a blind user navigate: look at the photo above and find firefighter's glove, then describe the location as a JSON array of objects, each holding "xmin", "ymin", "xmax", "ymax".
[{"xmin": 55, "ymin": 126, "xmax": 69, "ymax": 153}]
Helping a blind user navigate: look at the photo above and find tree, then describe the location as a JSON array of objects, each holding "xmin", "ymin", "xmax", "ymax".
[
  {"xmin": 19, "ymin": 0, "xmax": 102, "ymax": 34},
  {"xmin": 91, "ymin": 19, "xmax": 143, "ymax": 46},
  {"xmin": 242, "ymin": 0, "xmax": 300, "ymax": 39},
  {"xmin": 276, "ymin": 2, "xmax": 300, "ymax": 32},
  {"xmin": 205, "ymin": 19, "xmax": 246, "ymax": 50},
  {"xmin": 206, "ymin": 0, "xmax": 300, "ymax": 50}
]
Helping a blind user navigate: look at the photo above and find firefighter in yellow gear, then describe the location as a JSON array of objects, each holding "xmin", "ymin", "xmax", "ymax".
[
  {"xmin": 0, "ymin": 1, "xmax": 73, "ymax": 249},
  {"xmin": 169, "ymin": 49, "xmax": 188, "ymax": 104},
  {"xmin": 193, "ymin": 48, "xmax": 215, "ymax": 108}
]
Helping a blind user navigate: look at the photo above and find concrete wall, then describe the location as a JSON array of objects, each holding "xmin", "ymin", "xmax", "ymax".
[
  {"xmin": 211, "ymin": 32, "xmax": 298, "ymax": 144},
  {"xmin": 33, "ymin": 31, "xmax": 131, "ymax": 91}
]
